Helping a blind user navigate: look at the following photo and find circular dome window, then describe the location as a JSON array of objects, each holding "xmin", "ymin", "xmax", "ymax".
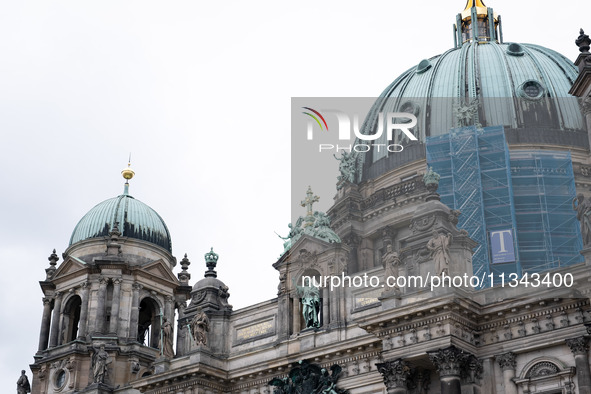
[
  {"xmin": 55, "ymin": 370, "xmax": 66, "ymax": 389},
  {"xmin": 507, "ymin": 43, "xmax": 525, "ymax": 56},
  {"xmin": 518, "ymin": 80, "xmax": 545, "ymax": 100},
  {"xmin": 416, "ymin": 59, "xmax": 432, "ymax": 74},
  {"xmin": 397, "ymin": 101, "xmax": 420, "ymax": 124}
]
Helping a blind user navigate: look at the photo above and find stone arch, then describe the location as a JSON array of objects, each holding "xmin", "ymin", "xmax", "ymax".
[
  {"xmin": 515, "ymin": 356, "xmax": 575, "ymax": 394},
  {"xmin": 138, "ymin": 296, "xmax": 162, "ymax": 349},
  {"xmin": 518, "ymin": 356, "xmax": 570, "ymax": 380},
  {"xmin": 61, "ymin": 294, "xmax": 81, "ymax": 344}
]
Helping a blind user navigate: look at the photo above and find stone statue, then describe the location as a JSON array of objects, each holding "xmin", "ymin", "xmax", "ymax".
[
  {"xmin": 190, "ymin": 308, "xmax": 210, "ymax": 346},
  {"xmin": 296, "ymin": 278, "xmax": 321, "ymax": 328},
  {"xmin": 573, "ymin": 194, "xmax": 591, "ymax": 246},
  {"xmin": 278, "ymin": 217, "xmax": 305, "ymax": 254},
  {"xmin": 318, "ymin": 365, "xmax": 345, "ymax": 394},
  {"xmin": 334, "ymin": 151, "xmax": 359, "ymax": 187},
  {"xmin": 269, "ymin": 360, "xmax": 348, "ymax": 394},
  {"xmin": 311, "ymin": 211, "xmax": 342, "ymax": 244},
  {"xmin": 427, "ymin": 230, "xmax": 452, "ymax": 276},
  {"xmin": 92, "ymin": 344, "xmax": 109, "ymax": 384},
  {"xmin": 454, "ymin": 98, "xmax": 479, "ymax": 127},
  {"xmin": 382, "ymin": 244, "xmax": 401, "ymax": 290},
  {"xmin": 16, "ymin": 370, "xmax": 31, "ymax": 394},
  {"xmin": 160, "ymin": 318, "xmax": 175, "ymax": 358},
  {"xmin": 423, "ymin": 166, "xmax": 440, "ymax": 188}
]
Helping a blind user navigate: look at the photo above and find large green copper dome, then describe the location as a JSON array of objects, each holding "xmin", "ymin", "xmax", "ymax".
[
  {"xmin": 69, "ymin": 185, "xmax": 172, "ymax": 252},
  {"xmin": 359, "ymin": 2, "xmax": 587, "ymax": 181}
]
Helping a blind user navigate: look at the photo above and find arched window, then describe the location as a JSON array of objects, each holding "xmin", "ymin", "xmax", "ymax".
[
  {"xmin": 515, "ymin": 357, "xmax": 575, "ymax": 393},
  {"xmin": 61, "ymin": 295, "xmax": 81, "ymax": 343},
  {"xmin": 138, "ymin": 298, "xmax": 161, "ymax": 349}
]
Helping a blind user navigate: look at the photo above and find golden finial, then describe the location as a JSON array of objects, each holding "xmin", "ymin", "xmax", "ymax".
[
  {"xmin": 121, "ymin": 162, "xmax": 135, "ymax": 180},
  {"xmin": 463, "ymin": 0, "xmax": 487, "ymax": 12},
  {"xmin": 121, "ymin": 154, "xmax": 135, "ymax": 181}
]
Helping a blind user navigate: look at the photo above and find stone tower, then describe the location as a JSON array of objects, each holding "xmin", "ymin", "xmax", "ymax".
[{"xmin": 31, "ymin": 164, "xmax": 190, "ymax": 394}]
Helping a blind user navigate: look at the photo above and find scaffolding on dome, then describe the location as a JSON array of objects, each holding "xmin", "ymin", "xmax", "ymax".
[{"xmin": 426, "ymin": 125, "xmax": 582, "ymax": 287}]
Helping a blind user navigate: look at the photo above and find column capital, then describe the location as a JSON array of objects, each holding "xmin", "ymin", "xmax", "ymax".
[
  {"xmin": 376, "ymin": 358, "xmax": 414, "ymax": 390},
  {"xmin": 566, "ymin": 336, "xmax": 589, "ymax": 356},
  {"xmin": 132, "ymin": 282, "xmax": 143, "ymax": 291},
  {"xmin": 496, "ymin": 352, "xmax": 517, "ymax": 371},
  {"xmin": 112, "ymin": 278, "xmax": 122, "ymax": 285},
  {"xmin": 427, "ymin": 346, "xmax": 468, "ymax": 377},
  {"xmin": 53, "ymin": 291, "xmax": 62, "ymax": 299},
  {"xmin": 81, "ymin": 281, "xmax": 90, "ymax": 290},
  {"xmin": 42, "ymin": 297, "xmax": 52, "ymax": 306},
  {"xmin": 99, "ymin": 276, "xmax": 108, "ymax": 286}
]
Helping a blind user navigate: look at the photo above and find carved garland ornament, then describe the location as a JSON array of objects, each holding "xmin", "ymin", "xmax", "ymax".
[{"xmin": 410, "ymin": 215, "xmax": 436, "ymax": 233}]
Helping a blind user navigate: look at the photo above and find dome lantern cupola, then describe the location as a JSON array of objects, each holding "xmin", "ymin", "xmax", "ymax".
[{"xmin": 454, "ymin": 0, "xmax": 502, "ymax": 47}]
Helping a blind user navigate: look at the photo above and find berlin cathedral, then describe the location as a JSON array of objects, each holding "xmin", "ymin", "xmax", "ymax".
[{"xmin": 25, "ymin": 1, "xmax": 591, "ymax": 393}]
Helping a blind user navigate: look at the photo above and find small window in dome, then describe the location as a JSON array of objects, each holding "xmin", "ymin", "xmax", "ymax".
[
  {"xmin": 507, "ymin": 43, "xmax": 525, "ymax": 56},
  {"xmin": 518, "ymin": 80, "xmax": 545, "ymax": 100},
  {"xmin": 398, "ymin": 101, "xmax": 420, "ymax": 124},
  {"xmin": 416, "ymin": 59, "xmax": 432, "ymax": 74}
]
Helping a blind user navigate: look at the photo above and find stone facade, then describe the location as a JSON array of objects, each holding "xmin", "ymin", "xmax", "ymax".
[
  {"xmin": 29, "ymin": 172, "xmax": 591, "ymax": 394},
  {"xmin": 28, "ymin": 6, "xmax": 591, "ymax": 394}
]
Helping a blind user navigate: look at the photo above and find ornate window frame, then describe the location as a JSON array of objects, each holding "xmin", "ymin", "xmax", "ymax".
[{"xmin": 514, "ymin": 357, "xmax": 575, "ymax": 394}]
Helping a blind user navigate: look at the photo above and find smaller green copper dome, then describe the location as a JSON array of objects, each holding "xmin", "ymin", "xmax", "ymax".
[{"xmin": 69, "ymin": 190, "xmax": 172, "ymax": 252}]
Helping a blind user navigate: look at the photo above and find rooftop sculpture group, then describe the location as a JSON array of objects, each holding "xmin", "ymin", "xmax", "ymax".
[
  {"xmin": 278, "ymin": 187, "xmax": 341, "ymax": 254},
  {"xmin": 269, "ymin": 360, "xmax": 348, "ymax": 394}
]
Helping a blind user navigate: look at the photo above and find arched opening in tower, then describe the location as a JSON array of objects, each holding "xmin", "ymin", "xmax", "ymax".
[
  {"xmin": 138, "ymin": 297, "xmax": 161, "ymax": 349},
  {"xmin": 62, "ymin": 295, "xmax": 81, "ymax": 343}
]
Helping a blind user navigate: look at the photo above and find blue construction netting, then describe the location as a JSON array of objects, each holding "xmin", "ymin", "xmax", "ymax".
[{"xmin": 426, "ymin": 125, "xmax": 582, "ymax": 286}]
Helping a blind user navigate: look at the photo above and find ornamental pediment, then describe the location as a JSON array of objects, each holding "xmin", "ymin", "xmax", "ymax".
[
  {"xmin": 52, "ymin": 256, "xmax": 88, "ymax": 281},
  {"xmin": 137, "ymin": 258, "xmax": 179, "ymax": 285}
]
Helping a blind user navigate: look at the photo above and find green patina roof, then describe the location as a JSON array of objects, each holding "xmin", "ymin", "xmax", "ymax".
[
  {"xmin": 69, "ymin": 189, "xmax": 172, "ymax": 252},
  {"xmin": 372, "ymin": 41, "xmax": 582, "ymax": 137}
]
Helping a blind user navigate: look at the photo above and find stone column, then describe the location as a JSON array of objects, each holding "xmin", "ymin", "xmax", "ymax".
[
  {"xmin": 95, "ymin": 277, "xmax": 108, "ymax": 333},
  {"xmin": 165, "ymin": 295, "xmax": 174, "ymax": 323},
  {"xmin": 109, "ymin": 279, "xmax": 122, "ymax": 334},
  {"xmin": 343, "ymin": 233, "xmax": 361, "ymax": 274},
  {"xmin": 428, "ymin": 346, "xmax": 466, "ymax": 394},
  {"xmin": 377, "ymin": 359, "xmax": 413, "ymax": 394},
  {"xmin": 129, "ymin": 283, "xmax": 142, "ymax": 341},
  {"xmin": 322, "ymin": 287, "xmax": 329, "ymax": 326},
  {"xmin": 49, "ymin": 292, "xmax": 62, "ymax": 347},
  {"xmin": 496, "ymin": 352, "xmax": 517, "ymax": 394},
  {"xmin": 176, "ymin": 323, "xmax": 187, "ymax": 357},
  {"xmin": 38, "ymin": 297, "xmax": 52, "ymax": 351},
  {"xmin": 566, "ymin": 336, "xmax": 591, "ymax": 394},
  {"xmin": 77, "ymin": 282, "xmax": 90, "ymax": 339}
]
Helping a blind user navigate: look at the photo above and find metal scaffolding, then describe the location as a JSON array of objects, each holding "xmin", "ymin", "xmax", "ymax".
[{"xmin": 426, "ymin": 125, "xmax": 582, "ymax": 285}]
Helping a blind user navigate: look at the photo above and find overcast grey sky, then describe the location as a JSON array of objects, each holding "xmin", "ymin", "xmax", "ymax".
[{"xmin": 0, "ymin": 0, "xmax": 586, "ymax": 389}]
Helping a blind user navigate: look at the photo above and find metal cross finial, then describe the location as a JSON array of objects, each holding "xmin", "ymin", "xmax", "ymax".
[{"xmin": 301, "ymin": 186, "xmax": 320, "ymax": 218}]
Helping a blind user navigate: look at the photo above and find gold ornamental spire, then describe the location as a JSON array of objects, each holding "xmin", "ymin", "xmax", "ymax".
[
  {"xmin": 121, "ymin": 156, "xmax": 135, "ymax": 195},
  {"xmin": 461, "ymin": 0, "xmax": 494, "ymax": 21},
  {"xmin": 463, "ymin": 0, "xmax": 487, "ymax": 11}
]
